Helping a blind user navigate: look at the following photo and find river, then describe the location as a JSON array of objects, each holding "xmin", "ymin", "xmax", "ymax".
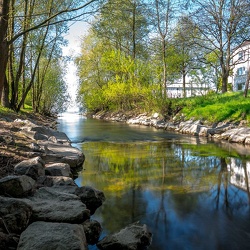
[{"xmin": 57, "ymin": 112, "xmax": 250, "ymax": 250}]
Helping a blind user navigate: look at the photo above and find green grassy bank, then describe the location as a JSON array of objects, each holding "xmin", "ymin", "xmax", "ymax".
[{"xmin": 171, "ymin": 92, "xmax": 250, "ymax": 126}]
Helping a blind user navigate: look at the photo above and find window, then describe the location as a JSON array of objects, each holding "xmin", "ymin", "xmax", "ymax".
[
  {"xmin": 238, "ymin": 51, "xmax": 245, "ymax": 60},
  {"xmin": 237, "ymin": 67, "xmax": 246, "ymax": 76},
  {"xmin": 238, "ymin": 83, "xmax": 245, "ymax": 91}
]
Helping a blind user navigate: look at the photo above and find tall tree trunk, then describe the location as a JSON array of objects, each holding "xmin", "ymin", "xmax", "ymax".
[
  {"xmin": 0, "ymin": 0, "xmax": 10, "ymax": 107},
  {"xmin": 221, "ymin": 62, "xmax": 229, "ymax": 93},
  {"xmin": 155, "ymin": 0, "xmax": 170, "ymax": 99},
  {"xmin": 132, "ymin": 1, "xmax": 136, "ymax": 60},
  {"xmin": 2, "ymin": 74, "xmax": 10, "ymax": 107},
  {"xmin": 16, "ymin": 22, "xmax": 50, "ymax": 112}
]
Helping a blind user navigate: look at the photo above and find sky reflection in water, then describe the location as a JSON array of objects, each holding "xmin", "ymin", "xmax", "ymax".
[{"xmin": 58, "ymin": 113, "xmax": 250, "ymax": 250}]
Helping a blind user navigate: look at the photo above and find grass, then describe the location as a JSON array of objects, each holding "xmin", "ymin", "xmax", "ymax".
[
  {"xmin": 0, "ymin": 105, "xmax": 56, "ymax": 125},
  {"xmin": 172, "ymin": 92, "xmax": 250, "ymax": 125},
  {"xmin": 0, "ymin": 105, "xmax": 33, "ymax": 119}
]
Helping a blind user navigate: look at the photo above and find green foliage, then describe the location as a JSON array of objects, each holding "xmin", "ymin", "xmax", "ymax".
[
  {"xmin": 178, "ymin": 92, "xmax": 250, "ymax": 124},
  {"xmin": 38, "ymin": 60, "xmax": 70, "ymax": 115},
  {"xmin": 77, "ymin": 45, "xmax": 157, "ymax": 112}
]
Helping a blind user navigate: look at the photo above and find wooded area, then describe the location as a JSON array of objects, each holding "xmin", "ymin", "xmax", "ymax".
[
  {"xmin": 0, "ymin": 0, "xmax": 98, "ymax": 113},
  {"xmin": 76, "ymin": 0, "xmax": 250, "ymax": 113},
  {"xmin": 0, "ymin": 0, "xmax": 250, "ymax": 114}
]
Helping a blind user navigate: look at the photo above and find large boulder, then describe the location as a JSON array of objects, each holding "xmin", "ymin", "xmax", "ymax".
[
  {"xmin": 0, "ymin": 232, "xmax": 19, "ymax": 250},
  {"xmin": 39, "ymin": 141, "xmax": 85, "ymax": 168},
  {"xmin": 0, "ymin": 175, "xmax": 36, "ymax": 197},
  {"xmin": 83, "ymin": 219, "xmax": 102, "ymax": 245},
  {"xmin": 17, "ymin": 221, "xmax": 87, "ymax": 250},
  {"xmin": 0, "ymin": 197, "xmax": 32, "ymax": 234},
  {"xmin": 75, "ymin": 186, "xmax": 105, "ymax": 215},
  {"xmin": 24, "ymin": 187, "xmax": 90, "ymax": 223},
  {"xmin": 14, "ymin": 156, "xmax": 45, "ymax": 180},
  {"xmin": 97, "ymin": 222, "xmax": 152, "ymax": 250},
  {"xmin": 45, "ymin": 162, "xmax": 72, "ymax": 177}
]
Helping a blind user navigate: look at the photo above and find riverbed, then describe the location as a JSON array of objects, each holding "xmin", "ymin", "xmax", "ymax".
[{"xmin": 58, "ymin": 112, "xmax": 250, "ymax": 250}]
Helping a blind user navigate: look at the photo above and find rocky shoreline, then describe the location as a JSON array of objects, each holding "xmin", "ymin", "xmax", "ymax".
[
  {"xmin": 0, "ymin": 115, "xmax": 152, "ymax": 249},
  {"xmin": 93, "ymin": 111, "xmax": 250, "ymax": 146}
]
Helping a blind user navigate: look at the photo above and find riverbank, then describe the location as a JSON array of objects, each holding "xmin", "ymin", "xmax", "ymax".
[
  {"xmin": 0, "ymin": 111, "xmax": 58, "ymax": 178},
  {"xmin": 0, "ymin": 111, "xmax": 152, "ymax": 249},
  {"xmin": 93, "ymin": 110, "xmax": 250, "ymax": 146}
]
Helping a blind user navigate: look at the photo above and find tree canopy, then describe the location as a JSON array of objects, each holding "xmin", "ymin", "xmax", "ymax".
[{"xmin": 1, "ymin": 0, "xmax": 250, "ymax": 114}]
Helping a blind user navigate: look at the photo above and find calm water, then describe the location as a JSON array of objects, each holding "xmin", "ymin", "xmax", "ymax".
[{"xmin": 57, "ymin": 113, "xmax": 250, "ymax": 250}]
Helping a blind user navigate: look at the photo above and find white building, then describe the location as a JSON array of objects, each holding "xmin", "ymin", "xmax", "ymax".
[
  {"xmin": 227, "ymin": 158, "xmax": 250, "ymax": 192},
  {"xmin": 167, "ymin": 74, "xmax": 214, "ymax": 98},
  {"xmin": 229, "ymin": 40, "xmax": 250, "ymax": 91},
  {"xmin": 166, "ymin": 40, "xmax": 250, "ymax": 98}
]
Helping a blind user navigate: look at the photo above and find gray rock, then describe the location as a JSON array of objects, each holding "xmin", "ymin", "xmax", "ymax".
[
  {"xmin": 16, "ymin": 119, "xmax": 71, "ymax": 144},
  {"xmin": 0, "ymin": 232, "xmax": 19, "ymax": 250},
  {"xmin": 0, "ymin": 197, "xmax": 32, "ymax": 233},
  {"xmin": 20, "ymin": 129, "xmax": 48, "ymax": 141},
  {"xmin": 228, "ymin": 128, "xmax": 250, "ymax": 143},
  {"xmin": 97, "ymin": 222, "xmax": 152, "ymax": 250},
  {"xmin": 83, "ymin": 219, "xmax": 102, "ymax": 245},
  {"xmin": 17, "ymin": 221, "xmax": 87, "ymax": 250},
  {"xmin": 0, "ymin": 134, "xmax": 15, "ymax": 145},
  {"xmin": 29, "ymin": 142, "xmax": 45, "ymax": 152},
  {"xmin": 215, "ymin": 127, "xmax": 250, "ymax": 143},
  {"xmin": 75, "ymin": 186, "xmax": 105, "ymax": 215},
  {"xmin": 45, "ymin": 162, "xmax": 72, "ymax": 177},
  {"xmin": 0, "ymin": 175, "xmax": 36, "ymax": 197},
  {"xmin": 39, "ymin": 142, "xmax": 85, "ymax": 168},
  {"xmin": 24, "ymin": 187, "xmax": 90, "ymax": 223},
  {"xmin": 37, "ymin": 176, "xmax": 76, "ymax": 187},
  {"xmin": 14, "ymin": 156, "xmax": 45, "ymax": 180}
]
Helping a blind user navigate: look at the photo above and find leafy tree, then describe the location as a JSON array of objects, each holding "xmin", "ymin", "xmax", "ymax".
[
  {"xmin": 149, "ymin": 0, "xmax": 179, "ymax": 99},
  {"xmin": 190, "ymin": 0, "xmax": 250, "ymax": 93},
  {"xmin": 38, "ymin": 59, "xmax": 70, "ymax": 115},
  {"xmin": 172, "ymin": 15, "xmax": 203, "ymax": 97},
  {"xmin": 0, "ymin": 0, "xmax": 98, "ymax": 109},
  {"xmin": 93, "ymin": 0, "xmax": 149, "ymax": 60},
  {"xmin": 77, "ymin": 40, "xmax": 155, "ymax": 111}
]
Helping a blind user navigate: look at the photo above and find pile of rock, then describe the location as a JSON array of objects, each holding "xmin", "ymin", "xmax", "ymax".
[
  {"xmin": 94, "ymin": 111, "xmax": 250, "ymax": 145},
  {"xmin": 0, "ymin": 118, "xmax": 152, "ymax": 250},
  {"xmin": 0, "ymin": 156, "xmax": 105, "ymax": 249}
]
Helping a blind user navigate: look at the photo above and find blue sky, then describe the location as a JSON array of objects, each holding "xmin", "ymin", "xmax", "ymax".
[{"xmin": 62, "ymin": 21, "xmax": 90, "ymax": 111}]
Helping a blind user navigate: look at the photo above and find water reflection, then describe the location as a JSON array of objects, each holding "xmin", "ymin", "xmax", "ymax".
[
  {"xmin": 57, "ymin": 114, "xmax": 250, "ymax": 250},
  {"xmin": 75, "ymin": 141, "xmax": 250, "ymax": 249}
]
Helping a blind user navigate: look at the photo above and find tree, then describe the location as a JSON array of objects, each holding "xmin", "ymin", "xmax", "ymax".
[
  {"xmin": 148, "ymin": 0, "xmax": 183, "ymax": 99},
  {"xmin": 38, "ymin": 59, "xmax": 70, "ymax": 115},
  {"xmin": 191, "ymin": 0, "xmax": 250, "ymax": 93},
  {"xmin": 172, "ymin": 16, "xmax": 199, "ymax": 97},
  {"xmin": 0, "ymin": 0, "xmax": 98, "ymax": 109},
  {"xmin": 76, "ymin": 27, "xmax": 155, "ymax": 112},
  {"xmin": 0, "ymin": 0, "xmax": 10, "ymax": 107},
  {"xmin": 93, "ymin": 0, "xmax": 149, "ymax": 60}
]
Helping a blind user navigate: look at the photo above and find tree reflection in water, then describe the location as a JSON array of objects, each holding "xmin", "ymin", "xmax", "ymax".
[{"xmin": 76, "ymin": 139, "xmax": 250, "ymax": 250}]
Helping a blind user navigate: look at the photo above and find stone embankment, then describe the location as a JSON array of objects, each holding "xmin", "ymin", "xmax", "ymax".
[
  {"xmin": 0, "ymin": 116, "xmax": 152, "ymax": 250},
  {"xmin": 93, "ymin": 111, "xmax": 250, "ymax": 145}
]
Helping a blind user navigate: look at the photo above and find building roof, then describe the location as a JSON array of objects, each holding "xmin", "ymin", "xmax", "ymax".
[{"xmin": 233, "ymin": 40, "xmax": 250, "ymax": 52}]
